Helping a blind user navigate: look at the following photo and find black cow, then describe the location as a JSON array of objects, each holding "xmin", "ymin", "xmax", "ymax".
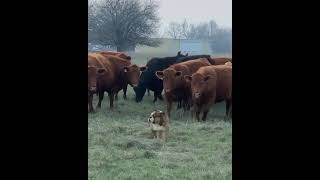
[
  {"xmin": 134, "ymin": 53, "xmax": 213, "ymax": 102},
  {"xmin": 134, "ymin": 52, "xmax": 187, "ymax": 102}
]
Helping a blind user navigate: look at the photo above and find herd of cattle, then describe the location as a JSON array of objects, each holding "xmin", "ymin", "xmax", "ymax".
[{"xmin": 88, "ymin": 51, "xmax": 232, "ymax": 121}]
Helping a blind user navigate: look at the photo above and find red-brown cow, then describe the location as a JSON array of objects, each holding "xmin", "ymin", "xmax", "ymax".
[
  {"xmin": 155, "ymin": 58, "xmax": 211, "ymax": 117},
  {"xmin": 88, "ymin": 53, "xmax": 108, "ymax": 112},
  {"xmin": 97, "ymin": 52, "xmax": 144, "ymax": 100},
  {"xmin": 184, "ymin": 65, "xmax": 232, "ymax": 121},
  {"xmin": 88, "ymin": 53, "xmax": 146, "ymax": 111}
]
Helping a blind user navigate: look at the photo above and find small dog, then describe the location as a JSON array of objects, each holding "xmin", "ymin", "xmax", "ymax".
[{"xmin": 147, "ymin": 110, "xmax": 169, "ymax": 141}]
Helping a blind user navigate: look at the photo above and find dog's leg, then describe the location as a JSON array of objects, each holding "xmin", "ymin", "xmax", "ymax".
[
  {"xmin": 162, "ymin": 131, "xmax": 166, "ymax": 141},
  {"xmin": 152, "ymin": 131, "xmax": 157, "ymax": 139},
  {"xmin": 157, "ymin": 131, "xmax": 161, "ymax": 139}
]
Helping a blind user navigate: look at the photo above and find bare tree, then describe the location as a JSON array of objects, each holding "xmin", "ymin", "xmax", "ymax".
[
  {"xmin": 166, "ymin": 19, "xmax": 216, "ymax": 40},
  {"xmin": 90, "ymin": 0, "xmax": 161, "ymax": 51},
  {"xmin": 180, "ymin": 19, "xmax": 189, "ymax": 39},
  {"xmin": 166, "ymin": 22, "xmax": 182, "ymax": 39}
]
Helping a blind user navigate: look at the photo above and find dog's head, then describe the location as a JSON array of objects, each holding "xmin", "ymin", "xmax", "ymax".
[{"xmin": 148, "ymin": 110, "xmax": 166, "ymax": 126}]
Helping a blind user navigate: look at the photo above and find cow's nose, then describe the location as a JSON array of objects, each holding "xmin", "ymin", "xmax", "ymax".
[
  {"xmin": 132, "ymin": 84, "xmax": 138, "ymax": 87},
  {"xmin": 194, "ymin": 92, "xmax": 200, "ymax": 98},
  {"xmin": 165, "ymin": 88, "xmax": 171, "ymax": 93},
  {"xmin": 90, "ymin": 87, "xmax": 96, "ymax": 92}
]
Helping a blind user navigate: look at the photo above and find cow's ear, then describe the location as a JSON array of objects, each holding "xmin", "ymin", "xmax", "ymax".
[
  {"xmin": 140, "ymin": 66, "xmax": 147, "ymax": 72},
  {"xmin": 97, "ymin": 68, "xmax": 106, "ymax": 74},
  {"xmin": 155, "ymin": 71, "xmax": 164, "ymax": 79},
  {"xmin": 175, "ymin": 71, "xmax": 182, "ymax": 76},
  {"xmin": 204, "ymin": 75, "xmax": 211, "ymax": 81},
  {"xmin": 123, "ymin": 66, "xmax": 129, "ymax": 72},
  {"xmin": 184, "ymin": 75, "xmax": 192, "ymax": 82}
]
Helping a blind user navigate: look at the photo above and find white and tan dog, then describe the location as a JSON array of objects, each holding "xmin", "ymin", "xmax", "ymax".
[{"xmin": 147, "ymin": 110, "xmax": 169, "ymax": 141}]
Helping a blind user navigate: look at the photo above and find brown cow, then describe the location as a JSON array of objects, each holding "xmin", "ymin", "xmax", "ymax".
[
  {"xmin": 211, "ymin": 57, "xmax": 232, "ymax": 65},
  {"xmin": 88, "ymin": 53, "xmax": 146, "ymax": 111},
  {"xmin": 96, "ymin": 52, "xmax": 145, "ymax": 100},
  {"xmin": 184, "ymin": 65, "xmax": 232, "ymax": 121},
  {"xmin": 155, "ymin": 58, "xmax": 211, "ymax": 117},
  {"xmin": 98, "ymin": 51, "xmax": 130, "ymax": 100},
  {"xmin": 98, "ymin": 51, "xmax": 131, "ymax": 60},
  {"xmin": 88, "ymin": 53, "xmax": 109, "ymax": 113}
]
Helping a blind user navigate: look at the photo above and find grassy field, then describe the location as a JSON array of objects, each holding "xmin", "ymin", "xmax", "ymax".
[{"xmin": 88, "ymin": 53, "xmax": 232, "ymax": 180}]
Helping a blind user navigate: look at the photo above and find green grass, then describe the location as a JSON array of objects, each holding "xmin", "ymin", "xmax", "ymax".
[
  {"xmin": 88, "ymin": 52, "xmax": 232, "ymax": 180},
  {"xmin": 88, "ymin": 88, "xmax": 232, "ymax": 180}
]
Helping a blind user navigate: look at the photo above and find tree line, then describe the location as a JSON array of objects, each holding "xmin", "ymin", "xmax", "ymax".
[
  {"xmin": 166, "ymin": 20, "xmax": 232, "ymax": 54},
  {"xmin": 89, "ymin": 0, "xmax": 232, "ymax": 54}
]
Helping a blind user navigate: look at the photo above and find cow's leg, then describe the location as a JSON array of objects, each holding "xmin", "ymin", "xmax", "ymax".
[
  {"xmin": 187, "ymin": 97, "xmax": 193, "ymax": 111},
  {"xmin": 108, "ymin": 92, "xmax": 114, "ymax": 110},
  {"xmin": 193, "ymin": 105, "xmax": 201, "ymax": 122},
  {"xmin": 182, "ymin": 98, "xmax": 189, "ymax": 112},
  {"xmin": 226, "ymin": 99, "xmax": 232, "ymax": 120},
  {"xmin": 166, "ymin": 99, "xmax": 173, "ymax": 118},
  {"xmin": 157, "ymin": 93, "xmax": 164, "ymax": 101},
  {"xmin": 195, "ymin": 110, "xmax": 201, "ymax": 122},
  {"xmin": 114, "ymin": 92, "xmax": 118, "ymax": 101},
  {"xmin": 123, "ymin": 85, "xmax": 128, "ymax": 100},
  {"xmin": 177, "ymin": 99, "xmax": 182, "ymax": 110},
  {"xmin": 88, "ymin": 93, "xmax": 95, "ymax": 113},
  {"xmin": 96, "ymin": 91, "xmax": 104, "ymax": 109},
  {"xmin": 153, "ymin": 91, "xmax": 157, "ymax": 102},
  {"xmin": 202, "ymin": 108, "xmax": 209, "ymax": 121}
]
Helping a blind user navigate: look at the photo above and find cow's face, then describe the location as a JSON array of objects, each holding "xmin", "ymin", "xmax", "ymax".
[
  {"xmin": 123, "ymin": 65, "xmax": 147, "ymax": 87},
  {"xmin": 88, "ymin": 65, "xmax": 97, "ymax": 93},
  {"xmin": 156, "ymin": 69, "xmax": 183, "ymax": 93},
  {"xmin": 185, "ymin": 74, "xmax": 211, "ymax": 99},
  {"xmin": 133, "ymin": 85, "xmax": 146, "ymax": 102}
]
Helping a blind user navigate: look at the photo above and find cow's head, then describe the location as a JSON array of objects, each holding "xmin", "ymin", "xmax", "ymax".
[
  {"xmin": 184, "ymin": 73, "xmax": 212, "ymax": 100},
  {"xmin": 133, "ymin": 84, "xmax": 146, "ymax": 102},
  {"xmin": 123, "ymin": 65, "xmax": 147, "ymax": 87},
  {"xmin": 88, "ymin": 65, "xmax": 108, "ymax": 93},
  {"xmin": 156, "ymin": 68, "xmax": 183, "ymax": 93},
  {"xmin": 88, "ymin": 65, "xmax": 98, "ymax": 93}
]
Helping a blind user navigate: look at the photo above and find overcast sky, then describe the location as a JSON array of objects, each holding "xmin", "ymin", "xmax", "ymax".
[
  {"xmin": 157, "ymin": 0, "xmax": 232, "ymax": 33},
  {"xmin": 90, "ymin": 0, "xmax": 232, "ymax": 35}
]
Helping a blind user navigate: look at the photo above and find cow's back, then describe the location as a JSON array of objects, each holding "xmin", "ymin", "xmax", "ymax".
[
  {"xmin": 99, "ymin": 51, "xmax": 131, "ymax": 60},
  {"xmin": 211, "ymin": 57, "xmax": 232, "ymax": 65},
  {"xmin": 102, "ymin": 54, "xmax": 131, "ymax": 69},
  {"xmin": 174, "ymin": 58, "xmax": 211, "ymax": 74}
]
